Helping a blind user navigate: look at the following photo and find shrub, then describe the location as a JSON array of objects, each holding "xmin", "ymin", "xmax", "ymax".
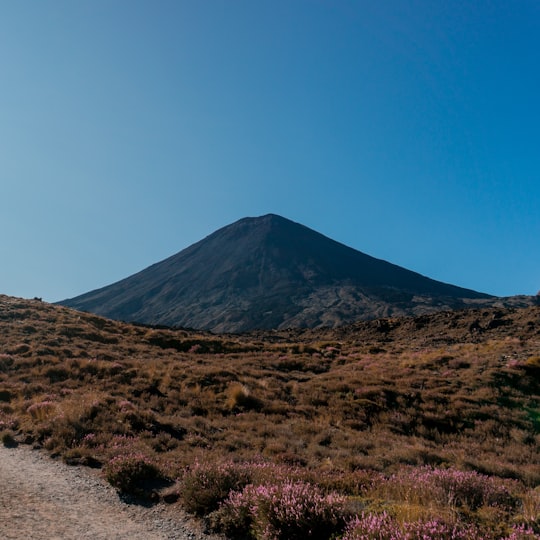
[
  {"xmin": 214, "ymin": 480, "xmax": 348, "ymax": 540},
  {"xmin": 1, "ymin": 430, "xmax": 18, "ymax": 448},
  {"xmin": 342, "ymin": 512, "xmax": 399, "ymax": 540},
  {"xmin": 0, "ymin": 414, "xmax": 18, "ymax": 431},
  {"xmin": 384, "ymin": 466, "xmax": 518, "ymax": 511},
  {"xmin": 104, "ymin": 453, "xmax": 161, "ymax": 495},
  {"xmin": 27, "ymin": 400, "xmax": 57, "ymax": 421},
  {"xmin": 343, "ymin": 512, "xmax": 484, "ymax": 540},
  {"xmin": 226, "ymin": 384, "xmax": 263, "ymax": 412},
  {"xmin": 501, "ymin": 524, "xmax": 540, "ymax": 540},
  {"xmin": 180, "ymin": 460, "xmax": 252, "ymax": 516}
]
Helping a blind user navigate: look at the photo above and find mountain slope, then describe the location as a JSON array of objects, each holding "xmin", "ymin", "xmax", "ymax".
[{"xmin": 60, "ymin": 214, "xmax": 494, "ymax": 332}]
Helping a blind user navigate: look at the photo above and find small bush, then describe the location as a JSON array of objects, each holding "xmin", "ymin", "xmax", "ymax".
[
  {"xmin": 213, "ymin": 480, "xmax": 348, "ymax": 540},
  {"xmin": 104, "ymin": 453, "xmax": 160, "ymax": 495},
  {"xmin": 27, "ymin": 400, "xmax": 57, "ymax": 421},
  {"xmin": 383, "ymin": 466, "xmax": 518, "ymax": 511},
  {"xmin": 226, "ymin": 384, "xmax": 263, "ymax": 412},
  {"xmin": 343, "ymin": 512, "xmax": 484, "ymax": 540},
  {"xmin": 501, "ymin": 524, "xmax": 540, "ymax": 540},
  {"xmin": 1, "ymin": 430, "xmax": 18, "ymax": 448},
  {"xmin": 180, "ymin": 460, "xmax": 252, "ymax": 516}
]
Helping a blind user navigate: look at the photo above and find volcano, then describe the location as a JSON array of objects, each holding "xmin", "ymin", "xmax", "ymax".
[{"xmin": 60, "ymin": 214, "xmax": 494, "ymax": 332}]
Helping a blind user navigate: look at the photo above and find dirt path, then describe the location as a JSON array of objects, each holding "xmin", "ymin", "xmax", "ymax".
[{"xmin": 0, "ymin": 444, "xmax": 223, "ymax": 540}]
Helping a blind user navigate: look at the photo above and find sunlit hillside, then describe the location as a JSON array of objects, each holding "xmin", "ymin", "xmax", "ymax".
[{"xmin": 1, "ymin": 295, "xmax": 538, "ymax": 539}]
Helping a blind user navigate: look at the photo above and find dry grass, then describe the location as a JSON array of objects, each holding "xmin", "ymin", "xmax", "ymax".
[{"xmin": 0, "ymin": 294, "xmax": 539, "ymax": 536}]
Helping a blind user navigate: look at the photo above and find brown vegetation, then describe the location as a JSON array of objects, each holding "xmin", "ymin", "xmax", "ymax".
[{"xmin": 0, "ymin": 294, "xmax": 539, "ymax": 537}]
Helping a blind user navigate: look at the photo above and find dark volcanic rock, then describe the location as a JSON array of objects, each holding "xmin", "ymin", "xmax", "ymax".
[{"xmin": 60, "ymin": 214, "xmax": 502, "ymax": 332}]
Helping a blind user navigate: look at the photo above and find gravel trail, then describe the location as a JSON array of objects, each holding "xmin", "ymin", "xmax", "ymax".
[{"xmin": 0, "ymin": 444, "xmax": 223, "ymax": 540}]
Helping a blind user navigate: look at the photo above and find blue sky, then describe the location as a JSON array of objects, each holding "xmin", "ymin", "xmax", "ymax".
[{"xmin": 1, "ymin": 1, "xmax": 539, "ymax": 301}]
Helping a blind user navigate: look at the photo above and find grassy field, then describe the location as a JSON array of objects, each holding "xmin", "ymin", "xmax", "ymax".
[{"xmin": 1, "ymin": 294, "xmax": 539, "ymax": 538}]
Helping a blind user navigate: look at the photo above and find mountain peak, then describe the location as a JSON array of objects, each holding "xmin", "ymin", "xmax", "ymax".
[
  {"xmin": 214, "ymin": 214, "xmax": 301, "ymax": 238},
  {"xmin": 60, "ymin": 215, "xmax": 497, "ymax": 332}
]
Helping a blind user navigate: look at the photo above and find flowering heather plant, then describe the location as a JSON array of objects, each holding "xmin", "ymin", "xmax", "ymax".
[
  {"xmin": 385, "ymin": 466, "xmax": 518, "ymax": 511},
  {"xmin": 342, "ymin": 512, "xmax": 397, "ymax": 540},
  {"xmin": 501, "ymin": 524, "xmax": 540, "ymax": 540},
  {"xmin": 343, "ymin": 512, "xmax": 485, "ymax": 540},
  {"xmin": 214, "ymin": 480, "xmax": 348, "ymax": 540},
  {"xmin": 81, "ymin": 432, "xmax": 98, "ymax": 447},
  {"xmin": 97, "ymin": 435, "xmax": 153, "ymax": 463},
  {"xmin": 403, "ymin": 518, "xmax": 488, "ymax": 540},
  {"xmin": 108, "ymin": 434, "xmax": 139, "ymax": 449},
  {"xmin": 180, "ymin": 460, "xmax": 252, "ymax": 516},
  {"xmin": 104, "ymin": 452, "xmax": 161, "ymax": 495}
]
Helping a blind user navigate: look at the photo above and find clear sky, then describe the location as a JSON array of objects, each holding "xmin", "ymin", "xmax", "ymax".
[{"xmin": 1, "ymin": 1, "xmax": 539, "ymax": 302}]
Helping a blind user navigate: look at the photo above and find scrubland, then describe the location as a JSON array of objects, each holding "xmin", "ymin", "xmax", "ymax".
[{"xmin": 0, "ymin": 294, "xmax": 539, "ymax": 539}]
